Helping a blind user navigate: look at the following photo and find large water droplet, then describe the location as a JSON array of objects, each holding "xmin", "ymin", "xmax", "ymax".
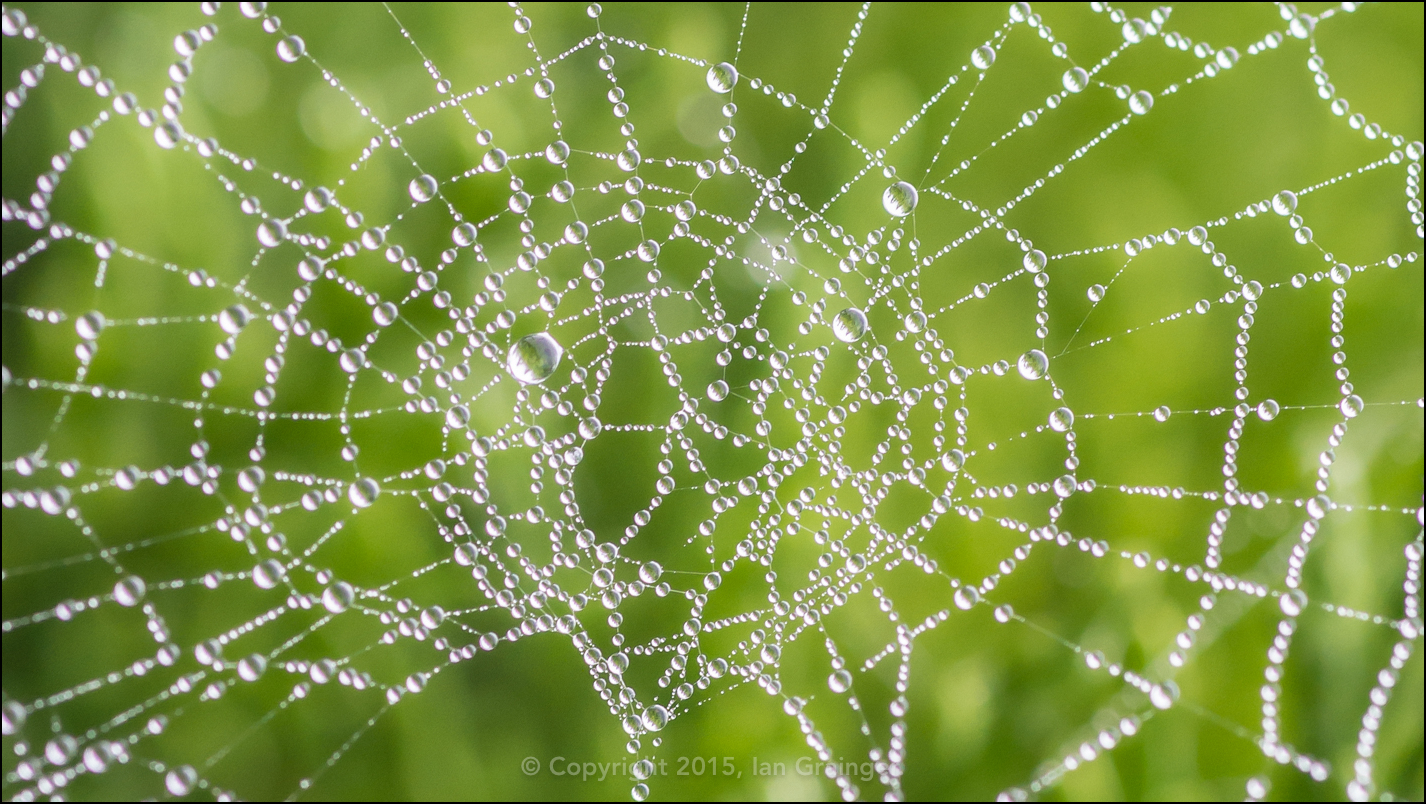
[
  {"xmin": 322, "ymin": 581, "xmax": 355, "ymax": 613},
  {"xmin": 253, "ymin": 558, "xmax": 285, "ymax": 589},
  {"xmin": 409, "ymin": 174, "xmax": 437, "ymax": 203},
  {"xmin": 218, "ymin": 304, "xmax": 253, "ymax": 335},
  {"xmin": 1017, "ymin": 349, "xmax": 1049, "ymax": 380},
  {"xmin": 882, "ymin": 181, "xmax": 919, "ymax": 217},
  {"xmin": 706, "ymin": 62, "xmax": 738, "ymax": 93},
  {"xmin": 75, "ymin": 311, "xmax": 105, "ymax": 341},
  {"xmin": 1339, "ymin": 394, "xmax": 1363, "ymax": 418},
  {"xmin": 1049, "ymin": 406, "xmax": 1074, "ymax": 432},
  {"xmin": 954, "ymin": 586, "xmax": 981, "ymax": 610},
  {"xmin": 276, "ymin": 34, "xmax": 304, "ymax": 63},
  {"xmin": 1148, "ymin": 680, "xmax": 1178, "ymax": 710},
  {"xmin": 828, "ymin": 669, "xmax": 852, "ymax": 693},
  {"xmin": 452, "ymin": 222, "xmax": 478, "ymax": 247},
  {"xmin": 1063, "ymin": 67, "xmax": 1090, "ymax": 93},
  {"xmin": 971, "ymin": 45, "xmax": 996, "ymax": 70},
  {"xmin": 941, "ymin": 449, "xmax": 965, "ymax": 472},
  {"xmin": 1023, "ymin": 249, "xmax": 1047, "ymax": 273},
  {"xmin": 165, "ymin": 766, "xmax": 198, "ymax": 796},
  {"xmin": 349, "ymin": 478, "xmax": 380, "ymax": 508},
  {"xmin": 1128, "ymin": 90, "xmax": 1154, "ymax": 115},
  {"xmin": 640, "ymin": 704, "xmax": 669, "ymax": 731},
  {"xmin": 508, "ymin": 333, "xmax": 563, "ymax": 385},
  {"xmin": 113, "ymin": 576, "xmax": 146, "ymax": 607},
  {"xmin": 707, "ymin": 380, "xmax": 729, "ymax": 402},
  {"xmin": 832, "ymin": 307, "xmax": 868, "ymax": 343},
  {"xmin": 1279, "ymin": 589, "xmax": 1307, "ymax": 617},
  {"xmin": 1272, "ymin": 190, "xmax": 1297, "ymax": 216},
  {"xmin": 256, "ymin": 219, "xmax": 287, "ymax": 248},
  {"xmin": 1256, "ymin": 399, "xmax": 1280, "ymax": 421},
  {"xmin": 154, "ymin": 120, "xmax": 184, "ymax": 149},
  {"xmin": 1305, "ymin": 494, "xmax": 1331, "ymax": 520}
]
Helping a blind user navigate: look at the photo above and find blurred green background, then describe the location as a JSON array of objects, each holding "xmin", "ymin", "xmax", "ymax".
[{"xmin": 2, "ymin": 2, "xmax": 1422, "ymax": 801}]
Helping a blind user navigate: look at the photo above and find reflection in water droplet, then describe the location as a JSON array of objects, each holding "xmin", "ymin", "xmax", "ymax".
[
  {"xmin": 971, "ymin": 45, "xmax": 996, "ymax": 70},
  {"xmin": 276, "ymin": 35, "xmax": 304, "ymax": 63},
  {"xmin": 954, "ymin": 586, "xmax": 980, "ymax": 610},
  {"xmin": 409, "ymin": 174, "xmax": 437, "ymax": 203},
  {"xmin": 828, "ymin": 669, "xmax": 852, "ymax": 693},
  {"xmin": 706, "ymin": 62, "xmax": 738, "ymax": 93},
  {"xmin": 349, "ymin": 478, "xmax": 380, "ymax": 508},
  {"xmin": 832, "ymin": 307, "xmax": 868, "ymax": 343},
  {"xmin": 882, "ymin": 181, "xmax": 919, "ymax": 217},
  {"xmin": 1272, "ymin": 190, "xmax": 1297, "ymax": 216},
  {"xmin": 508, "ymin": 333, "xmax": 563, "ymax": 384},
  {"xmin": 1049, "ymin": 406, "xmax": 1074, "ymax": 432},
  {"xmin": 1256, "ymin": 399, "xmax": 1280, "ymax": 421},
  {"xmin": 1017, "ymin": 349, "xmax": 1049, "ymax": 380}
]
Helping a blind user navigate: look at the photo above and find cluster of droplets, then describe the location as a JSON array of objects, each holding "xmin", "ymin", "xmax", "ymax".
[{"xmin": 2, "ymin": 1, "xmax": 1423, "ymax": 802}]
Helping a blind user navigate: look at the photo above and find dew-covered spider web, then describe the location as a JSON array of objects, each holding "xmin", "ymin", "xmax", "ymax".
[{"xmin": 2, "ymin": 1, "xmax": 1423, "ymax": 801}]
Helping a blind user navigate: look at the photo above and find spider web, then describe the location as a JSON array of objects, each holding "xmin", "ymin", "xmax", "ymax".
[{"xmin": 2, "ymin": 1, "xmax": 1422, "ymax": 801}]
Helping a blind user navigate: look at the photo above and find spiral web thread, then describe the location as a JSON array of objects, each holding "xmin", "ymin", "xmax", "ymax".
[{"xmin": 1, "ymin": 1, "xmax": 1423, "ymax": 801}]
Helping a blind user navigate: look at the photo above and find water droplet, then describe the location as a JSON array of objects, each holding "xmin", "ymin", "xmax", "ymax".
[
  {"xmin": 1023, "ymin": 249, "xmax": 1047, "ymax": 273},
  {"xmin": 1279, "ymin": 589, "xmax": 1306, "ymax": 617},
  {"xmin": 1017, "ymin": 349, "xmax": 1048, "ymax": 380},
  {"xmin": 508, "ymin": 333, "xmax": 563, "ymax": 384},
  {"xmin": 1128, "ymin": 90, "xmax": 1153, "ymax": 114},
  {"xmin": 154, "ymin": 120, "xmax": 184, "ymax": 149},
  {"xmin": 237, "ymin": 653, "xmax": 267, "ymax": 682},
  {"xmin": 637, "ymin": 240, "xmax": 660, "ymax": 262},
  {"xmin": 1272, "ymin": 190, "xmax": 1297, "ymax": 216},
  {"xmin": 1306, "ymin": 494, "xmax": 1331, "ymax": 520},
  {"xmin": 256, "ymin": 219, "xmax": 287, "ymax": 248},
  {"xmin": 533, "ymin": 77, "xmax": 554, "ymax": 98},
  {"xmin": 707, "ymin": 380, "xmax": 729, "ymax": 402},
  {"xmin": 276, "ymin": 35, "xmax": 304, "ymax": 62},
  {"xmin": 1153, "ymin": 405, "xmax": 1171, "ymax": 422},
  {"xmin": 445, "ymin": 405, "xmax": 471, "ymax": 429},
  {"xmin": 1053, "ymin": 474, "xmax": 1077, "ymax": 498},
  {"xmin": 304, "ymin": 187, "xmax": 332, "ymax": 212},
  {"xmin": 349, "ymin": 478, "xmax": 379, "ymax": 508},
  {"xmin": 545, "ymin": 140, "xmax": 570, "ymax": 165},
  {"xmin": 339, "ymin": 349, "xmax": 365, "ymax": 374},
  {"xmin": 482, "ymin": 148, "xmax": 508, "ymax": 172},
  {"xmin": 971, "ymin": 45, "xmax": 995, "ymax": 70},
  {"xmin": 409, "ymin": 174, "xmax": 437, "ymax": 203},
  {"xmin": 373, "ymin": 302, "xmax": 398, "ymax": 327},
  {"xmin": 1242, "ymin": 280, "xmax": 1263, "ymax": 301},
  {"xmin": 1329, "ymin": 263, "xmax": 1351, "ymax": 284},
  {"xmin": 165, "ymin": 765, "xmax": 198, "ymax": 796},
  {"xmin": 1148, "ymin": 681, "xmax": 1178, "ymax": 710},
  {"xmin": 640, "ymin": 704, "xmax": 669, "ymax": 731},
  {"xmin": 451, "ymin": 222, "xmax": 478, "ymax": 248},
  {"xmin": 75, "ymin": 311, "xmax": 105, "ymax": 340},
  {"xmin": 1049, "ymin": 406, "xmax": 1074, "ymax": 432},
  {"xmin": 994, "ymin": 604, "xmax": 1014, "ymax": 623},
  {"xmin": 1087, "ymin": 284, "xmax": 1105, "ymax": 302},
  {"xmin": 1339, "ymin": 394, "xmax": 1363, "ymax": 418},
  {"xmin": 904, "ymin": 310, "xmax": 927, "ymax": 333},
  {"xmin": 882, "ymin": 181, "xmax": 919, "ymax": 217},
  {"xmin": 113, "ymin": 576, "xmax": 146, "ymax": 607},
  {"xmin": 832, "ymin": 307, "xmax": 869, "ymax": 343},
  {"xmin": 828, "ymin": 669, "xmax": 852, "ymax": 693},
  {"xmin": 941, "ymin": 449, "xmax": 965, "ymax": 472},
  {"xmin": 954, "ymin": 586, "xmax": 980, "ymax": 609},
  {"xmin": 1256, "ymin": 399, "xmax": 1280, "ymax": 421},
  {"xmin": 218, "ymin": 304, "xmax": 253, "ymax": 335},
  {"xmin": 1063, "ymin": 67, "xmax": 1090, "ymax": 93},
  {"xmin": 253, "ymin": 558, "xmax": 285, "ymax": 589},
  {"xmin": 706, "ymin": 62, "xmax": 738, "ymax": 93},
  {"xmin": 322, "ymin": 581, "xmax": 354, "ymax": 613},
  {"xmin": 621, "ymin": 199, "xmax": 645, "ymax": 222}
]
